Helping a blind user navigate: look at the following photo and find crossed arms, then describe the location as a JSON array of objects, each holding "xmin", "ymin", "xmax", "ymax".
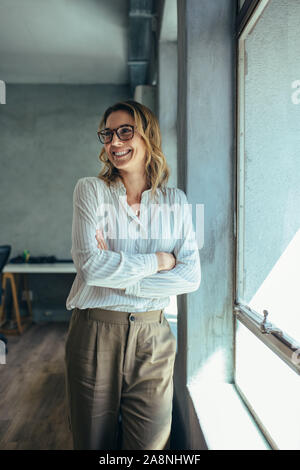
[{"xmin": 71, "ymin": 178, "xmax": 201, "ymax": 298}]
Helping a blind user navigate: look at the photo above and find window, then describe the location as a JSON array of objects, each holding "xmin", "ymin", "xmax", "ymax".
[{"xmin": 235, "ymin": 0, "xmax": 300, "ymax": 450}]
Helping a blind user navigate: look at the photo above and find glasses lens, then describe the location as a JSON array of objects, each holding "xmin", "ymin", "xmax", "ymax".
[
  {"xmin": 98, "ymin": 130, "xmax": 112, "ymax": 144},
  {"xmin": 116, "ymin": 126, "xmax": 134, "ymax": 141},
  {"xmin": 98, "ymin": 126, "xmax": 134, "ymax": 144}
]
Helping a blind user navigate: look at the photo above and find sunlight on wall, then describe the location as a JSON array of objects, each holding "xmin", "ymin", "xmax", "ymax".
[
  {"xmin": 164, "ymin": 294, "xmax": 178, "ymax": 322},
  {"xmin": 249, "ymin": 228, "xmax": 300, "ymax": 342},
  {"xmin": 188, "ymin": 348, "xmax": 228, "ymax": 385}
]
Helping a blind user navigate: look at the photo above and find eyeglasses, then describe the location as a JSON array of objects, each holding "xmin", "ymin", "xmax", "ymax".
[{"xmin": 97, "ymin": 124, "xmax": 135, "ymax": 144}]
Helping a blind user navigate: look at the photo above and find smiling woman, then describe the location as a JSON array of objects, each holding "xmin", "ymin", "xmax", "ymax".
[
  {"xmin": 97, "ymin": 100, "xmax": 169, "ymax": 199},
  {"xmin": 64, "ymin": 99, "xmax": 201, "ymax": 451},
  {"xmin": 102, "ymin": 110, "xmax": 146, "ymax": 175}
]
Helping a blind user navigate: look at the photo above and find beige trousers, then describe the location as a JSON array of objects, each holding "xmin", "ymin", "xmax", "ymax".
[{"xmin": 64, "ymin": 307, "xmax": 177, "ymax": 450}]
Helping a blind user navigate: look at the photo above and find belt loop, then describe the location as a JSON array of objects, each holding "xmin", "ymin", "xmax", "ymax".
[{"xmin": 86, "ymin": 308, "xmax": 90, "ymax": 321}]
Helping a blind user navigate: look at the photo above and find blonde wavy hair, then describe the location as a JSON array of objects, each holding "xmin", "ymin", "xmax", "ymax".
[{"xmin": 97, "ymin": 100, "xmax": 170, "ymax": 199}]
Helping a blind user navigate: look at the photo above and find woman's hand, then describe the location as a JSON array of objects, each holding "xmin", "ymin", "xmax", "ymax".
[
  {"xmin": 95, "ymin": 229, "xmax": 108, "ymax": 250},
  {"xmin": 155, "ymin": 252, "xmax": 176, "ymax": 272},
  {"xmin": 95, "ymin": 231, "xmax": 176, "ymax": 273}
]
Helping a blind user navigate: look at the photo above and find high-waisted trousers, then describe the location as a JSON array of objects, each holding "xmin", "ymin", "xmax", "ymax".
[{"xmin": 64, "ymin": 307, "xmax": 177, "ymax": 450}]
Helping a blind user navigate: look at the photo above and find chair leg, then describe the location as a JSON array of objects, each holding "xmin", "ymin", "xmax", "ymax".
[
  {"xmin": 0, "ymin": 273, "xmax": 33, "ymax": 335},
  {"xmin": 0, "ymin": 273, "xmax": 23, "ymax": 334},
  {"xmin": 8, "ymin": 273, "xmax": 23, "ymax": 334},
  {"xmin": 23, "ymin": 274, "xmax": 33, "ymax": 318},
  {"xmin": 0, "ymin": 274, "xmax": 8, "ymax": 325}
]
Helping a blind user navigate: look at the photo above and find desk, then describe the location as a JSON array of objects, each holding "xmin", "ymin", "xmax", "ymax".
[
  {"xmin": 0, "ymin": 263, "xmax": 76, "ymax": 334},
  {"xmin": 3, "ymin": 263, "xmax": 76, "ymax": 274}
]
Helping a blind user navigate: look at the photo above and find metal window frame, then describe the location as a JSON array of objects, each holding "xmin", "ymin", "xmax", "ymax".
[
  {"xmin": 234, "ymin": 303, "xmax": 300, "ymax": 375},
  {"xmin": 235, "ymin": 0, "xmax": 271, "ymax": 307},
  {"xmin": 236, "ymin": 0, "xmax": 262, "ymax": 38},
  {"xmin": 234, "ymin": 303, "xmax": 300, "ymax": 450},
  {"xmin": 234, "ymin": 0, "xmax": 300, "ymax": 447}
]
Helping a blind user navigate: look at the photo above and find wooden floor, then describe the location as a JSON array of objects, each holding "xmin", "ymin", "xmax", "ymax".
[
  {"xmin": 0, "ymin": 322, "xmax": 73, "ymax": 450},
  {"xmin": 0, "ymin": 321, "xmax": 183, "ymax": 450}
]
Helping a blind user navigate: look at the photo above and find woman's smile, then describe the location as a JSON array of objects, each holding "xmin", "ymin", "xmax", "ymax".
[{"xmin": 111, "ymin": 148, "xmax": 132, "ymax": 159}]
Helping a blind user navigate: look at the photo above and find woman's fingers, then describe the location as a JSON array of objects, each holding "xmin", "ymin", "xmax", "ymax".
[
  {"xmin": 95, "ymin": 230, "xmax": 102, "ymax": 244},
  {"xmin": 95, "ymin": 230, "xmax": 108, "ymax": 250},
  {"xmin": 97, "ymin": 239, "xmax": 107, "ymax": 250},
  {"xmin": 96, "ymin": 228, "xmax": 104, "ymax": 238},
  {"xmin": 98, "ymin": 240, "xmax": 107, "ymax": 250}
]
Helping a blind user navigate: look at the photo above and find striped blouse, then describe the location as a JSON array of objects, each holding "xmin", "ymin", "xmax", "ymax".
[{"xmin": 66, "ymin": 176, "xmax": 201, "ymax": 313}]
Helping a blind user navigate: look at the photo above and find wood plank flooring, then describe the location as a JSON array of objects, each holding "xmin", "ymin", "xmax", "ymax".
[
  {"xmin": 0, "ymin": 322, "xmax": 73, "ymax": 450},
  {"xmin": 0, "ymin": 321, "xmax": 183, "ymax": 450}
]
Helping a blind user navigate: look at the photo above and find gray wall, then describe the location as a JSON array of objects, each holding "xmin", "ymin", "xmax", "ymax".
[
  {"xmin": 175, "ymin": 0, "xmax": 235, "ymax": 448},
  {"xmin": 0, "ymin": 84, "xmax": 131, "ymax": 321},
  {"xmin": 158, "ymin": 0, "xmax": 178, "ymax": 189},
  {"xmin": 0, "ymin": 84, "xmax": 130, "ymax": 259},
  {"xmin": 158, "ymin": 42, "xmax": 178, "ymax": 189}
]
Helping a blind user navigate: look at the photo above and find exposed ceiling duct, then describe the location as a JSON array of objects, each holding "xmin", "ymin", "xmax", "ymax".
[{"xmin": 128, "ymin": 0, "xmax": 155, "ymax": 95}]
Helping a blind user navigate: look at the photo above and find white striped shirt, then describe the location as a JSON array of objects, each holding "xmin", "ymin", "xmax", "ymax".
[{"xmin": 66, "ymin": 176, "xmax": 201, "ymax": 312}]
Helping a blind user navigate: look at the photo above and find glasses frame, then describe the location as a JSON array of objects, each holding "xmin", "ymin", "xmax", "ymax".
[{"xmin": 97, "ymin": 124, "xmax": 135, "ymax": 144}]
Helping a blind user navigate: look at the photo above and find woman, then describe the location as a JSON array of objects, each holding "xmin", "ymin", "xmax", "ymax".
[{"xmin": 64, "ymin": 100, "xmax": 201, "ymax": 450}]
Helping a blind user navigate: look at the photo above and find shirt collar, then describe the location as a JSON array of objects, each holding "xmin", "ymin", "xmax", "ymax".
[
  {"xmin": 111, "ymin": 177, "xmax": 154, "ymax": 200},
  {"xmin": 111, "ymin": 178, "xmax": 126, "ymax": 195}
]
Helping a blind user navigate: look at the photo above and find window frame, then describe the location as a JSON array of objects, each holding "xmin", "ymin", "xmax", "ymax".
[{"xmin": 234, "ymin": 0, "xmax": 300, "ymax": 448}]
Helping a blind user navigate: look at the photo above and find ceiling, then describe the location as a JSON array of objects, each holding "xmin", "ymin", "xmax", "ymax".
[{"xmin": 0, "ymin": 0, "xmax": 129, "ymax": 84}]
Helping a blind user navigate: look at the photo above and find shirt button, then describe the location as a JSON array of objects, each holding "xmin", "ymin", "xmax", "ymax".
[{"xmin": 129, "ymin": 314, "xmax": 135, "ymax": 322}]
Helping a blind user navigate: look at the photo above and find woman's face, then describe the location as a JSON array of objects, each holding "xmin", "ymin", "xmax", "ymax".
[{"xmin": 104, "ymin": 110, "xmax": 147, "ymax": 174}]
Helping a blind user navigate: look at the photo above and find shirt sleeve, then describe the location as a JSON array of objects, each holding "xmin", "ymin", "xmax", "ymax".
[
  {"xmin": 71, "ymin": 177, "xmax": 158, "ymax": 289},
  {"xmin": 124, "ymin": 189, "xmax": 201, "ymax": 298}
]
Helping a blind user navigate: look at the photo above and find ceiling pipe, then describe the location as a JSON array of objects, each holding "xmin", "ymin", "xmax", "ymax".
[{"xmin": 128, "ymin": 0, "xmax": 155, "ymax": 95}]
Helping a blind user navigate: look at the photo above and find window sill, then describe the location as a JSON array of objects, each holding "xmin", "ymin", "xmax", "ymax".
[{"xmin": 187, "ymin": 381, "xmax": 271, "ymax": 450}]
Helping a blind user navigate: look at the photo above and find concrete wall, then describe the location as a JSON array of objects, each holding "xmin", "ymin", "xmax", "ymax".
[
  {"xmin": 0, "ymin": 84, "xmax": 131, "ymax": 321},
  {"xmin": 174, "ymin": 0, "xmax": 235, "ymax": 448},
  {"xmin": 158, "ymin": 0, "xmax": 178, "ymax": 189},
  {"xmin": 158, "ymin": 42, "xmax": 178, "ymax": 189}
]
